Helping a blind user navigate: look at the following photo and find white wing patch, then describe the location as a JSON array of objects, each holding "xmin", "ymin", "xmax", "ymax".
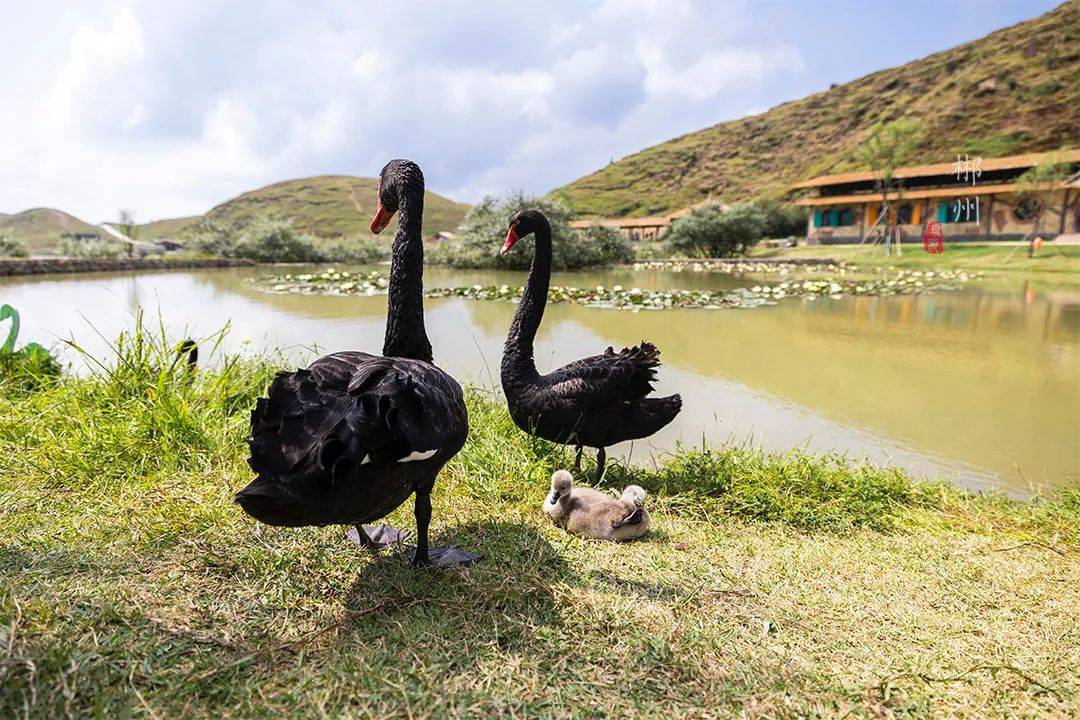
[{"xmin": 399, "ymin": 449, "xmax": 437, "ymax": 463}]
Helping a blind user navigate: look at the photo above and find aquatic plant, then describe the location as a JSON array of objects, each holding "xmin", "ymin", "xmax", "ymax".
[{"xmin": 256, "ymin": 268, "xmax": 979, "ymax": 310}]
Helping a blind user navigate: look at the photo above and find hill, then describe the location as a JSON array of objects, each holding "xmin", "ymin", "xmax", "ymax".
[
  {"xmin": 183, "ymin": 175, "xmax": 469, "ymax": 240},
  {"xmin": 555, "ymin": 2, "xmax": 1080, "ymax": 218},
  {"xmin": 0, "ymin": 208, "xmax": 109, "ymax": 253},
  {"xmin": 106, "ymin": 215, "xmax": 200, "ymax": 240}
]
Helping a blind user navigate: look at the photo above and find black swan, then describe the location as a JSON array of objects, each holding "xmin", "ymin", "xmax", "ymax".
[
  {"xmin": 499, "ymin": 210, "xmax": 682, "ymax": 482},
  {"xmin": 235, "ymin": 159, "xmax": 478, "ymax": 566}
]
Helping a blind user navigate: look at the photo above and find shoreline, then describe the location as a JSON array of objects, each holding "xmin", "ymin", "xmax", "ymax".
[{"xmin": 0, "ymin": 257, "xmax": 255, "ymax": 277}]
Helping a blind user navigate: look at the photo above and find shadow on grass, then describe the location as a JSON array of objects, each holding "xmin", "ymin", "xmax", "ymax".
[{"xmin": 338, "ymin": 519, "xmax": 578, "ymax": 655}]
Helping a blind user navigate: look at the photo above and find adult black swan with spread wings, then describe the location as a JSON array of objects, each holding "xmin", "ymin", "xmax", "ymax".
[
  {"xmin": 235, "ymin": 159, "xmax": 478, "ymax": 566},
  {"xmin": 499, "ymin": 210, "xmax": 682, "ymax": 482}
]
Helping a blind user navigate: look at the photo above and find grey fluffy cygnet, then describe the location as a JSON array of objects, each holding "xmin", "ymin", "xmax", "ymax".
[{"xmin": 543, "ymin": 470, "xmax": 650, "ymax": 541}]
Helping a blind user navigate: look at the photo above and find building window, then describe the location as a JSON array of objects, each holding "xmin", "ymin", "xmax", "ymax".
[
  {"xmin": 937, "ymin": 200, "xmax": 978, "ymax": 224},
  {"xmin": 837, "ymin": 208, "xmax": 853, "ymax": 226},
  {"xmin": 897, "ymin": 204, "xmax": 914, "ymax": 224}
]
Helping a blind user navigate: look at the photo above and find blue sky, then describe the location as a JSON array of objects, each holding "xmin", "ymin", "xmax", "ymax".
[{"xmin": 0, "ymin": 0, "xmax": 1061, "ymax": 222}]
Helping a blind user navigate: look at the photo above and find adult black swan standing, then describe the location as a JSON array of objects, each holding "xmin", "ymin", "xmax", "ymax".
[
  {"xmin": 235, "ymin": 159, "xmax": 478, "ymax": 566},
  {"xmin": 499, "ymin": 209, "xmax": 682, "ymax": 483}
]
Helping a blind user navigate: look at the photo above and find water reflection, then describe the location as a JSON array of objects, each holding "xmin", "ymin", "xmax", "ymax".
[{"xmin": 2, "ymin": 266, "xmax": 1076, "ymax": 495}]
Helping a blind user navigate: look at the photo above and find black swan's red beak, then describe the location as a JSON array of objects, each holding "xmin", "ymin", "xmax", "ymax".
[
  {"xmin": 370, "ymin": 203, "xmax": 395, "ymax": 234},
  {"xmin": 501, "ymin": 226, "xmax": 519, "ymax": 256}
]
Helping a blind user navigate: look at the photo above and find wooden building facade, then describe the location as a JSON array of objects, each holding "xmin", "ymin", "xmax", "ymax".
[{"xmin": 790, "ymin": 150, "xmax": 1080, "ymax": 244}]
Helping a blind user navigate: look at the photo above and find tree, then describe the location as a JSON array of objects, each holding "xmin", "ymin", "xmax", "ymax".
[
  {"xmin": 438, "ymin": 191, "xmax": 632, "ymax": 269},
  {"xmin": 1014, "ymin": 149, "xmax": 1071, "ymax": 258},
  {"xmin": 117, "ymin": 209, "xmax": 138, "ymax": 258},
  {"xmin": 662, "ymin": 202, "xmax": 766, "ymax": 258},
  {"xmin": 857, "ymin": 119, "xmax": 923, "ymax": 255}
]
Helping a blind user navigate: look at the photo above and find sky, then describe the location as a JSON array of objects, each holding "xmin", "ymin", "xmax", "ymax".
[{"xmin": 0, "ymin": 0, "xmax": 1062, "ymax": 223}]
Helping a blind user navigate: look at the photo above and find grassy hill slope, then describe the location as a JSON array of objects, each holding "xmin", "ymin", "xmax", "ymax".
[
  {"xmin": 555, "ymin": 1, "xmax": 1080, "ymax": 218},
  {"xmin": 106, "ymin": 216, "xmax": 200, "ymax": 240},
  {"xmin": 0, "ymin": 208, "xmax": 107, "ymax": 253},
  {"xmin": 184, "ymin": 175, "xmax": 469, "ymax": 240}
]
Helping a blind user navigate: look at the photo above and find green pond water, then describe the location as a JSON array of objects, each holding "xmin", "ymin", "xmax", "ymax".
[{"xmin": 2, "ymin": 264, "xmax": 1077, "ymax": 496}]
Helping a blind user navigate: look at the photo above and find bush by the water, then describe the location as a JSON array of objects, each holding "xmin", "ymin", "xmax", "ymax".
[
  {"xmin": 0, "ymin": 232, "xmax": 28, "ymax": 258},
  {"xmin": 319, "ymin": 236, "xmax": 390, "ymax": 265},
  {"xmin": 433, "ymin": 192, "xmax": 633, "ymax": 270},
  {"xmin": 189, "ymin": 218, "xmax": 389, "ymax": 264},
  {"xmin": 663, "ymin": 202, "xmax": 766, "ymax": 258},
  {"xmin": 59, "ymin": 236, "xmax": 126, "ymax": 258},
  {"xmin": 760, "ymin": 200, "xmax": 808, "ymax": 239}
]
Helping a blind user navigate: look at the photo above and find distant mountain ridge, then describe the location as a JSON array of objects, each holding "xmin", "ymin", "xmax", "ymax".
[
  {"xmin": 554, "ymin": 1, "xmax": 1079, "ymax": 218},
  {"xmin": 184, "ymin": 175, "xmax": 469, "ymax": 241},
  {"xmin": 0, "ymin": 208, "xmax": 108, "ymax": 253},
  {"xmin": 2, "ymin": 175, "xmax": 470, "ymax": 254}
]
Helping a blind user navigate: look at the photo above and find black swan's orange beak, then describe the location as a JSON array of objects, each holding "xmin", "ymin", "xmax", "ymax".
[
  {"xmin": 501, "ymin": 226, "xmax": 518, "ymax": 256},
  {"xmin": 370, "ymin": 203, "xmax": 395, "ymax": 234}
]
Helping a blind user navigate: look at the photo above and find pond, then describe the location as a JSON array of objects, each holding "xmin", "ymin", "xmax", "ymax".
[{"xmin": 2, "ymin": 263, "xmax": 1077, "ymax": 496}]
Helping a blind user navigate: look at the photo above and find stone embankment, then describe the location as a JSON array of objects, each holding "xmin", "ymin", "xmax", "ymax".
[{"xmin": 0, "ymin": 258, "xmax": 254, "ymax": 277}]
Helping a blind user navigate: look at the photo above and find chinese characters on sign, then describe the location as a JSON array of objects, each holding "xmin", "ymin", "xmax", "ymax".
[
  {"xmin": 923, "ymin": 220, "xmax": 944, "ymax": 254},
  {"xmin": 953, "ymin": 154, "xmax": 982, "ymax": 185},
  {"xmin": 952, "ymin": 153, "xmax": 981, "ymax": 223}
]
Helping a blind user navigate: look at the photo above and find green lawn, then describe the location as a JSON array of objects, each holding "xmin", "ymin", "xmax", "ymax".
[
  {"xmin": 1, "ymin": 333, "xmax": 1077, "ymax": 718},
  {"xmin": 749, "ymin": 242, "xmax": 1080, "ymax": 276}
]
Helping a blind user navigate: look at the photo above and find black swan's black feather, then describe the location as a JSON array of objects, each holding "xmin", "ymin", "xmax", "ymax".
[
  {"xmin": 236, "ymin": 161, "xmax": 468, "ymax": 534},
  {"xmin": 500, "ymin": 210, "xmax": 681, "ymax": 451}
]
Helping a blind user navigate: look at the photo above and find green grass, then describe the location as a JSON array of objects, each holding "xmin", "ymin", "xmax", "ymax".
[
  {"xmin": 1, "ymin": 329, "xmax": 1077, "ymax": 718},
  {"xmin": 750, "ymin": 241, "xmax": 1080, "ymax": 275},
  {"xmin": 185, "ymin": 175, "xmax": 469, "ymax": 241},
  {"xmin": 554, "ymin": 2, "xmax": 1079, "ymax": 217}
]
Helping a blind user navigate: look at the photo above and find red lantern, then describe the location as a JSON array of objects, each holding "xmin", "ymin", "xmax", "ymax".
[{"xmin": 923, "ymin": 221, "xmax": 944, "ymax": 254}]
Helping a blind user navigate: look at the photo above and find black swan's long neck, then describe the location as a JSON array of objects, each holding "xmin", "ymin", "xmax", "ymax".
[
  {"xmin": 382, "ymin": 186, "xmax": 433, "ymax": 362},
  {"xmin": 502, "ymin": 222, "xmax": 551, "ymax": 385}
]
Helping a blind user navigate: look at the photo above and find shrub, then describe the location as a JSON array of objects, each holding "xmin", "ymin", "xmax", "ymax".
[
  {"xmin": 0, "ymin": 232, "xmax": 28, "ymax": 258},
  {"xmin": 59, "ymin": 236, "xmax": 125, "ymax": 258},
  {"xmin": 662, "ymin": 202, "xmax": 766, "ymax": 257},
  {"xmin": 231, "ymin": 219, "xmax": 324, "ymax": 263},
  {"xmin": 321, "ymin": 236, "xmax": 390, "ymax": 265},
  {"xmin": 436, "ymin": 192, "xmax": 631, "ymax": 270},
  {"xmin": 760, "ymin": 201, "xmax": 808, "ymax": 239}
]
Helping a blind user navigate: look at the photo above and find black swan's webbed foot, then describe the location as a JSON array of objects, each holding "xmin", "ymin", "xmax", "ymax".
[
  {"xmin": 413, "ymin": 546, "xmax": 482, "ymax": 566},
  {"xmin": 407, "ymin": 488, "xmax": 481, "ymax": 567},
  {"xmin": 594, "ymin": 447, "xmax": 607, "ymax": 484},
  {"xmin": 347, "ymin": 524, "xmax": 411, "ymax": 550}
]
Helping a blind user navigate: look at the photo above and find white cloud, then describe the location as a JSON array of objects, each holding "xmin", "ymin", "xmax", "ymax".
[{"xmin": 3, "ymin": 0, "xmax": 813, "ymax": 220}]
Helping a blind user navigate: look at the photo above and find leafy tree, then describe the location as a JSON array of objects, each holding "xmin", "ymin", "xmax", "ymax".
[
  {"xmin": 438, "ymin": 191, "xmax": 631, "ymax": 269},
  {"xmin": 662, "ymin": 202, "xmax": 766, "ymax": 257},
  {"xmin": 1015, "ymin": 148, "xmax": 1071, "ymax": 257},
  {"xmin": 856, "ymin": 119, "xmax": 923, "ymax": 254},
  {"xmin": 117, "ymin": 209, "xmax": 138, "ymax": 258}
]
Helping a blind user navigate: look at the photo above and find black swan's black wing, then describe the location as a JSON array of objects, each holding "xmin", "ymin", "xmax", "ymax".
[
  {"xmin": 544, "ymin": 342, "xmax": 663, "ymax": 403},
  {"xmin": 238, "ymin": 351, "xmax": 462, "ymax": 525}
]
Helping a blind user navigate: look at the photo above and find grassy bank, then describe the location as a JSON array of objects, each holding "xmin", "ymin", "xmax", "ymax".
[
  {"xmin": 750, "ymin": 242, "xmax": 1080, "ymax": 275},
  {"xmin": 1, "ymin": 336, "xmax": 1077, "ymax": 718}
]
